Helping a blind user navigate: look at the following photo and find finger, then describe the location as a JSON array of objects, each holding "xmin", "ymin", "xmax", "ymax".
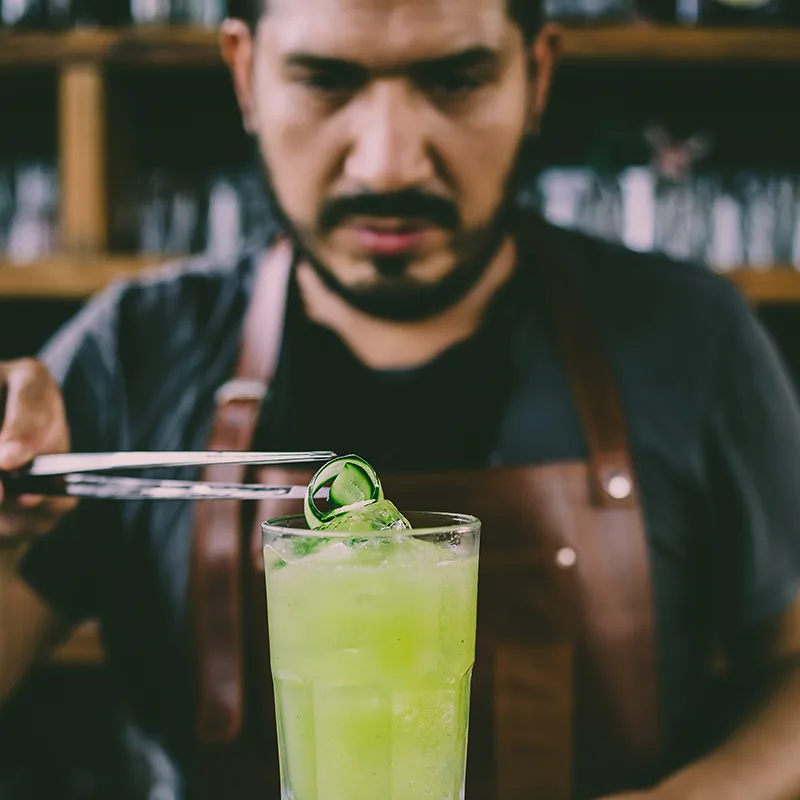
[
  {"xmin": 0, "ymin": 361, "xmax": 65, "ymax": 458},
  {"xmin": 0, "ymin": 439, "xmax": 33, "ymax": 472}
]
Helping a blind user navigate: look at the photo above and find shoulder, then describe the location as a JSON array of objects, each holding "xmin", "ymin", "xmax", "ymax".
[
  {"xmin": 114, "ymin": 248, "xmax": 259, "ymax": 317},
  {"xmin": 545, "ymin": 224, "xmax": 752, "ymax": 354},
  {"xmin": 554, "ymin": 224, "xmax": 746, "ymax": 319},
  {"xmin": 41, "ymin": 248, "xmax": 261, "ymax": 380}
]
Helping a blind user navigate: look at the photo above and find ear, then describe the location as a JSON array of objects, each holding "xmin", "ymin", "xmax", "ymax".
[
  {"xmin": 220, "ymin": 18, "xmax": 257, "ymax": 134},
  {"xmin": 526, "ymin": 23, "xmax": 563, "ymax": 135}
]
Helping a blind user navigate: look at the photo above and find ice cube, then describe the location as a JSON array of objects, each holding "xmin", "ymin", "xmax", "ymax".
[{"xmin": 317, "ymin": 499, "xmax": 411, "ymax": 533}]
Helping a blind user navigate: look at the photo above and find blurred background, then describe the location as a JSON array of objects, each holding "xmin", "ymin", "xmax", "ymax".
[{"xmin": 1, "ymin": 1, "xmax": 800, "ymax": 798}]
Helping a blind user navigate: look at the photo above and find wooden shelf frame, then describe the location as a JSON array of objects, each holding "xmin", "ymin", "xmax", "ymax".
[
  {"xmin": 2, "ymin": 258, "xmax": 798, "ymax": 304},
  {"xmin": 2, "ymin": 26, "xmax": 800, "ymax": 70},
  {"xmin": 2, "ymin": 24, "xmax": 800, "ymax": 308},
  {"xmin": 0, "ymin": 257, "xmax": 169, "ymax": 298}
]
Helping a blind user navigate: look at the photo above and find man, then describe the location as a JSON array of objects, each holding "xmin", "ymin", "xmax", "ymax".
[{"xmin": 3, "ymin": 0, "xmax": 800, "ymax": 797}]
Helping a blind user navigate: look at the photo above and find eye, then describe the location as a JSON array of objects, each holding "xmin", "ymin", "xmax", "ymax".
[
  {"xmin": 415, "ymin": 68, "xmax": 492, "ymax": 99},
  {"xmin": 300, "ymin": 70, "xmax": 366, "ymax": 98}
]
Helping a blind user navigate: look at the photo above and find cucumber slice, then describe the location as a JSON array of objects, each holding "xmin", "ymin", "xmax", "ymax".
[
  {"xmin": 304, "ymin": 455, "xmax": 384, "ymax": 529},
  {"xmin": 329, "ymin": 463, "xmax": 374, "ymax": 507}
]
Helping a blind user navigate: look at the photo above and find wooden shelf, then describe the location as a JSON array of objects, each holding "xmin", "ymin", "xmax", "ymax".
[
  {"xmin": 0, "ymin": 27, "xmax": 222, "ymax": 69},
  {"xmin": 727, "ymin": 268, "xmax": 800, "ymax": 304},
  {"xmin": 1, "ymin": 258, "xmax": 799, "ymax": 303},
  {"xmin": 2, "ymin": 26, "xmax": 800, "ymax": 70},
  {"xmin": 559, "ymin": 26, "xmax": 800, "ymax": 63},
  {"xmin": 0, "ymin": 256, "xmax": 170, "ymax": 299}
]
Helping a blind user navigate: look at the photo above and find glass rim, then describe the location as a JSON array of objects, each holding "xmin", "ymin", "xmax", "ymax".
[{"xmin": 262, "ymin": 511, "xmax": 480, "ymax": 539}]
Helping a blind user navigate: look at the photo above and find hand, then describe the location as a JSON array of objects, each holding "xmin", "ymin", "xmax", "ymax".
[{"xmin": 0, "ymin": 359, "xmax": 77, "ymax": 543}]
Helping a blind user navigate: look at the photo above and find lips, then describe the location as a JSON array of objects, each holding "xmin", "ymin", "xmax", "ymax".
[{"xmin": 343, "ymin": 218, "xmax": 435, "ymax": 255}]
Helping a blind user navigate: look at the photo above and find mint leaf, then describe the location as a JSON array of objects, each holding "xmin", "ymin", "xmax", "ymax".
[{"xmin": 292, "ymin": 536, "xmax": 331, "ymax": 558}]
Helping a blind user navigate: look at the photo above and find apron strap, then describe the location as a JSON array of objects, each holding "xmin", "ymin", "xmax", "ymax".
[
  {"xmin": 526, "ymin": 218, "xmax": 638, "ymax": 511},
  {"xmin": 191, "ymin": 238, "xmax": 295, "ymax": 744},
  {"xmin": 191, "ymin": 212, "xmax": 645, "ymax": 749}
]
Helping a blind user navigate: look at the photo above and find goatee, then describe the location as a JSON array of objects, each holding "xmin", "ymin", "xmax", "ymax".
[{"xmin": 255, "ymin": 136, "xmax": 536, "ymax": 322}]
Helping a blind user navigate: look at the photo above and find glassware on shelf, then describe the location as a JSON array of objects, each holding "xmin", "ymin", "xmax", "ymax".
[
  {"xmin": 535, "ymin": 167, "xmax": 594, "ymax": 230},
  {"xmin": 168, "ymin": 0, "xmax": 226, "ymax": 25},
  {"xmin": 652, "ymin": 174, "xmax": 716, "ymax": 264},
  {"xmin": 534, "ymin": 161, "xmax": 800, "ymax": 273},
  {"xmin": 137, "ymin": 171, "xmax": 203, "ymax": 256},
  {"xmin": 738, "ymin": 173, "xmax": 779, "ymax": 269},
  {"xmin": 773, "ymin": 175, "xmax": 798, "ymax": 267},
  {"xmin": 5, "ymin": 162, "xmax": 59, "ymax": 265},
  {"xmin": 0, "ymin": 0, "xmax": 47, "ymax": 28},
  {"xmin": 134, "ymin": 166, "xmax": 272, "ymax": 260},
  {"xmin": 205, "ymin": 174, "xmax": 242, "ymax": 263},
  {"xmin": 620, "ymin": 166, "xmax": 656, "ymax": 253},
  {"xmin": 735, "ymin": 173, "xmax": 798, "ymax": 269},
  {"xmin": 708, "ymin": 178, "xmax": 745, "ymax": 272},
  {"xmin": 575, "ymin": 171, "xmax": 625, "ymax": 245},
  {"xmin": 543, "ymin": 0, "xmax": 637, "ymax": 21},
  {"xmin": 130, "ymin": 0, "xmax": 171, "ymax": 23}
]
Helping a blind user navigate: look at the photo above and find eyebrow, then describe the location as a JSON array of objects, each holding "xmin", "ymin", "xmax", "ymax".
[{"xmin": 284, "ymin": 46, "xmax": 502, "ymax": 77}]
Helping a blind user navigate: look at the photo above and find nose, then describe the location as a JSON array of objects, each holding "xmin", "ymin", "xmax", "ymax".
[{"xmin": 344, "ymin": 80, "xmax": 435, "ymax": 194}]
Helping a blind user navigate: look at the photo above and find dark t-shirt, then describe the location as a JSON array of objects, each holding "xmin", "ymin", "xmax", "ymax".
[{"xmin": 18, "ymin": 224, "xmax": 800, "ymax": 777}]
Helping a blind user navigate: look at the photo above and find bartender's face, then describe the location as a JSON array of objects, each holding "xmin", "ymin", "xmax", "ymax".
[{"xmin": 222, "ymin": 0, "xmax": 558, "ymax": 317}]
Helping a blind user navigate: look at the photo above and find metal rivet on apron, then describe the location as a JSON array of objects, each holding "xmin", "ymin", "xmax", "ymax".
[
  {"xmin": 555, "ymin": 547, "xmax": 577, "ymax": 570},
  {"xmin": 605, "ymin": 474, "xmax": 632, "ymax": 500}
]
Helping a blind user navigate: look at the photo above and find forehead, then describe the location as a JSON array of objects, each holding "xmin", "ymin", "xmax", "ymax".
[{"xmin": 262, "ymin": 0, "xmax": 512, "ymax": 63}]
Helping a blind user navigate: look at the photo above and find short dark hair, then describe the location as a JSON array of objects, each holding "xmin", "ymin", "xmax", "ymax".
[{"xmin": 228, "ymin": 0, "xmax": 543, "ymax": 41}]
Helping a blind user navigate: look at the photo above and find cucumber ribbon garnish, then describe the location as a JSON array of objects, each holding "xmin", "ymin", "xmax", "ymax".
[{"xmin": 304, "ymin": 455, "xmax": 385, "ymax": 530}]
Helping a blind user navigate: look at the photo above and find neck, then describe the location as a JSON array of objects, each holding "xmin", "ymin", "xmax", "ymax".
[{"xmin": 296, "ymin": 237, "xmax": 518, "ymax": 371}]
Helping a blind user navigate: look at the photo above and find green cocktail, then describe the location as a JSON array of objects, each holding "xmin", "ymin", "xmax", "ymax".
[{"xmin": 262, "ymin": 457, "xmax": 480, "ymax": 800}]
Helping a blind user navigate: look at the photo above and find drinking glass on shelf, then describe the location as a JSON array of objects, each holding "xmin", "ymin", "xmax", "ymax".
[
  {"xmin": 708, "ymin": 178, "xmax": 745, "ymax": 273},
  {"xmin": 137, "ymin": 172, "xmax": 203, "ymax": 256},
  {"xmin": 772, "ymin": 175, "xmax": 797, "ymax": 267},
  {"xmin": 536, "ymin": 167, "xmax": 593, "ymax": 231},
  {"xmin": 137, "ymin": 172, "xmax": 171, "ymax": 255},
  {"xmin": 205, "ymin": 174, "xmax": 243, "ymax": 263},
  {"xmin": 575, "ymin": 171, "xmax": 625, "ymax": 246},
  {"xmin": 653, "ymin": 173, "xmax": 717, "ymax": 265},
  {"xmin": 737, "ymin": 172, "xmax": 791, "ymax": 270},
  {"xmin": 544, "ymin": 0, "xmax": 636, "ymax": 20},
  {"xmin": 130, "ymin": 0, "xmax": 171, "ymax": 24},
  {"xmin": 6, "ymin": 162, "xmax": 58, "ymax": 265},
  {"xmin": 169, "ymin": 0, "xmax": 226, "ymax": 25}
]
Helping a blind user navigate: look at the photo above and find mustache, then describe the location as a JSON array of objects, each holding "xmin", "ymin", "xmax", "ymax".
[{"xmin": 318, "ymin": 189, "xmax": 460, "ymax": 233}]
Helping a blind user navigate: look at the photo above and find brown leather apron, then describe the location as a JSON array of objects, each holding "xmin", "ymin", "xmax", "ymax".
[{"xmin": 187, "ymin": 218, "xmax": 662, "ymax": 800}]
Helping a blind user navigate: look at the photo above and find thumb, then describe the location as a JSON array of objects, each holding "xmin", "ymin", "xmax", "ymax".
[{"xmin": 0, "ymin": 439, "xmax": 33, "ymax": 471}]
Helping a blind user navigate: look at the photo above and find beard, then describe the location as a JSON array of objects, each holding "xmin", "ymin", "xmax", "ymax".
[{"xmin": 255, "ymin": 136, "xmax": 536, "ymax": 323}]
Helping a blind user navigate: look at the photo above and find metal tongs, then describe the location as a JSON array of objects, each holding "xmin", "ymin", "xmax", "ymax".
[{"xmin": 0, "ymin": 451, "xmax": 335, "ymax": 502}]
